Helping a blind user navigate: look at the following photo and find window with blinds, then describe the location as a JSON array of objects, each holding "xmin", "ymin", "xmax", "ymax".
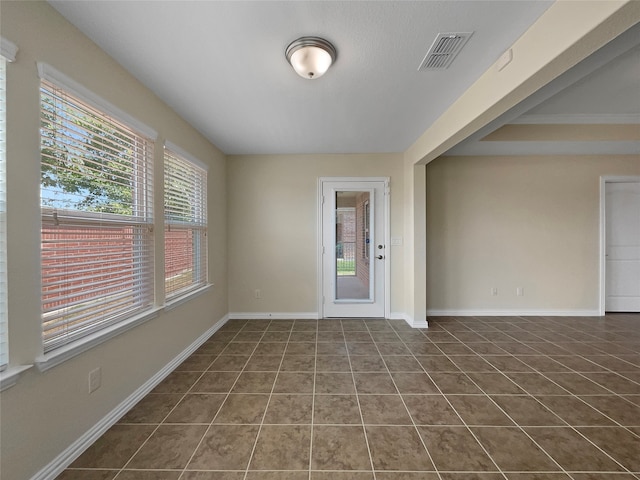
[
  {"xmin": 164, "ymin": 146, "xmax": 207, "ymax": 300},
  {"xmin": 40, "ymin": 78, "xmax": 155, "ymax": 353},
  {"xmin": 0, "ymin": 57, "xmax": 8, "ymax": 370}
]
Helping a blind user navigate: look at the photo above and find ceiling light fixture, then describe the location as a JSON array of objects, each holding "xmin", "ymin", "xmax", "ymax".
[{"xmin": 285, "ymin": 36, "xmax": 337, "ymax": 80}]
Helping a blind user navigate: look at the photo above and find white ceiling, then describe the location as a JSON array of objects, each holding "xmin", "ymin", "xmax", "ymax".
[{"xmin": 48, "ymin": 0, "xmax": 555, "ymax": 155}]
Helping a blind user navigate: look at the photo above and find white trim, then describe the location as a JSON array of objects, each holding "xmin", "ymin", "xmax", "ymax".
[
  {"xmin": 0, "ymin": 37, "xmax": 18, "ymax": 62},
  {"xmin": 0, "ymin": 364, "xmax": 33, "ymax": 392},
  {"xmin": 446, "ymin": 140, "xmax": 640, "ymax": 156},
  {"xmin": 512, "ymin": 113, "xmax": 640, "ymax": 125},
  {"xmin": 599, "ymin": 175, "xmax": 640, "ymax": 316},
  {"xmin": 164, "ymin": 284, "xmax": 213, "ymax": 312},
  {"xmin": 30, "ymin": 315, "xmax": 229, "ymax": 480},
  {"xmin": 389, "ymin": 312, "xmax": 428, "ymax": 329},
  {"xmin": 37, "ymin": 62, "xmax": 157, "ymax": 140},
  {"xmin": 164, "ymin": 140, "xmax": 209, "ymax": 171},
  {"xmin": 36, "ymin": 307, "xmax": 162, "ymax": 372},
  {"xmin": 426, "ymin": 309, "xmax": 601, "ymax": 317},
  {"xmin": 317, "ymin": 177, "xmax": 390, "ymax": 319},
  {"xmin": 228, "ymin": 312, "xmax": 319, "ymax": 320}
]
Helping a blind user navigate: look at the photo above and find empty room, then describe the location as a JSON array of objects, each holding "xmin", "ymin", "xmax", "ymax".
[{"xmin": 1, "ymin": 1, "xmax": 639, "ymax": 480}]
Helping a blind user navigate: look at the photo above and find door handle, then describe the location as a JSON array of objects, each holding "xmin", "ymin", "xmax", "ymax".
[{"xmin": 376, "ymin": 255, "xmax": 384, "ymax": 260}]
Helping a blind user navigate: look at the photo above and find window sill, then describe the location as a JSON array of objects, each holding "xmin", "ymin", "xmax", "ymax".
[
  {"xmin": 36, "ymin": 307, "xmax": 162, "ymax": 372},
  {"xmin": 0, "ymin": 364, "xmax": 33, "ymax": 392},
  {"xmin": 164, "ymin": 284, "xmax": 213, "ymax": 312}
]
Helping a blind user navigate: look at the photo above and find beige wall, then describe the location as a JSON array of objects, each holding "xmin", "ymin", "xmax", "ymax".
[
  {"xmin": 1, "ymin": 3, "xmax": 227, "ymax": 479},
  {"xmin": 227, "ymin": 154, "xmax": 405, "ymax": 316},
  {"xmin": 426, "ymin": 154, "xmax": 640, "ymax": 313}
]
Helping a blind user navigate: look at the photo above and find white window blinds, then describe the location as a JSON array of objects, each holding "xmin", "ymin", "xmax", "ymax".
[
  {"xmin": 164, "ymin": 146, "xmax": 207, "ymax": 300},
  {"xmin": 40, "ymin": 78, "xmax": 155, "ymax": 352},
  {"xmin": 0, "ymin": 56, "xmax": 8, "ymax": 370}
]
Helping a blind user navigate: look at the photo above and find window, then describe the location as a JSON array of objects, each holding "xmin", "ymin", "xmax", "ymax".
[
  {"xmin": 164, "ymin": 144, "xmax": 208, "ymax": 300},
  {"xmin": 39, "ymin": 67, "xmax": 155, "ymax": 353},
  {"xmin": 0, "ymin": 54, "xmax": 8, "ymax": 370}
]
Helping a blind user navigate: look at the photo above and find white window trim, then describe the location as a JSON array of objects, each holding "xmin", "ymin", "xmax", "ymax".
[
  {"xmin": 37, "ymin": 62, "xmax": 157, "ymax": 140},
  {"xmin": 164, "ymin": 141, "xmax": 209, "ymax": 171},
  {"xmin": 164, "ymin": 283, "xmax": 213, "ymax": 312},
  {"xmin": 36, "ymin": 307, "xmax": 161, "ymax": 372},
  {"xmin": 0, "ymin": 365, "xmax": 32, "ymax": 392},
  {"xmin": 1, "ymin": 37, "xmax": 18, "ymax": 63}
]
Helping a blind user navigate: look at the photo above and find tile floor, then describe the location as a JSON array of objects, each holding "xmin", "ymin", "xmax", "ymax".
[{"xmin": 57, "ymin": 314, "xmax": 640, "ymax": 480}]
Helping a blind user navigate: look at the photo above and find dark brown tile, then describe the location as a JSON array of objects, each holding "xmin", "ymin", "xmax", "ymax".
[
  {"xmin": 365, "ymin": 425, "xmax": 434, "ymax": 471},
  {"xmin": 55, "ymin": 470, "xmax": 117, "ymax": 480},
  {"xmin": 118, "ymin": 393, "xmax": 182, "ymax": 423},
  {"xmin": 244, "ymin": 355, "xmax": 283, "ymax": 371},
  {"xmin": 127, "ymin": 424, "xmax": 207, "ymax": 469},
  {"xmin": 490, "ymin": 395, "xmax": 563, "ymax": 426},
  {"xmin": 280, "ymin": 355, "xmax": 315, "ymax": 372},
  {"xmin": 435, "ymin": 342, "xmax": 476, "ymax": 355},
  {"xmin": 383, "ymin": 356, "xmax": 423, "ymax": 372},
  {"xmin": 466, "ymin": 372, "xmax": 525, "ymax": 394},
  {"xmin": 347, "ymin": 342, "xmax": 380, "ymax": 355},
  {"xmin": 152, "ymin": 371, "xmax": 201, "ymax": 393},
  {"xmin": 403, "ymin": 394, "xmax": 462, "ymax": 425},
  {"xmin": 406, "ymin": 343, "xmax": 443, "ymax": 355},
  {"xmin": 376, "ymin": 343, "xmax": 411, "ymax": 355},
  {"xmin": 311, "ymin": 425, "xmax": 372, "ymax": 470},
  {"xmin": 430, "ymin": 373, "xmax": 483, "ymax": 394},
  {"xmin": 286, "ymin": 342, "xmax": 316, "ymax": 355},
  {"xmin": 250, "ymin": 425, "xmax": 311, "ymax": 470},
  {"xmin": 261, "ymin": 331, "xmax": 291, "ymax": 342},
  {"xmin": 273, "ymin": 372, "xmax": 315, "ymax": 394},
  {"xmin": 391, "ymin": 372, "xmax": 439, "ymax": 394},
  {"xmin": 263, "ymin": 394, "xmax": 313, "ymax": 424},
  {"xmin": 447, "ymin": 395, "xmax": 514, "ymax": 426},
  {"xmin": 416, "ymin": 355, "xmax": 460, "ymax": 372},
  {"xmin": 535, "ymin": 395, "xmax": 616, "ymax": 426},
  {"xmin": 568, "ymin": 474, "xmax": 638, "ymax": 480},
  {"xmin": 70, "ymin": 425, "xmax": 155, "ymax": 468},
  {"xmin": 117, "ymin": 472, "xmax": 181, "ymax": 480},
  {"xmin": 214, "ymin": 394, "xmax": 270, "ymax": 424},
  {"xmin": 504, "ymin": 474, "xmax": 570, "ymax": 480},
  {"xmin": 359, "ymin": 395, "xmax": 412, "ymax": 425},
  {"xmin": 191, "ymin": 371, "xmax": 239, "ymax": 393},
  {"xmin": 318, "ymin": 330, "xmax": 346, "ymax": 342},
  {"xmin": 176, "ymin": 354, "xmax": 216, "ymax": 371},
  {"xmin": 471, "ymin": 427, "xmax": 558, "ymax": 471},
  {"xmin": 549, "ymin": 355, "xmax": 609, "ymax": 372},
  {"xmin": 375, "ymin": 474, "xmax": 439, "ymax": 480},
  {"xmin": 577, "ymin": 426, "xmax": 640, "ymax": 471},
  {"xmin": 418, "ymin": 426, "xmax": 497, "ymax": 471},
  {"xmin": 231, "ymin": 371, "xmax": 277, "ymax": 393},
  {"xmin": 353, "ymin": 373, "xmax": 398, "ymax": 394},
  {"xmin": 482, "ymin": 355, "xmax": 533, "ymax": 372},
  {"xmin": 525, "ymin": 426, "xmax": 625, "ymax": 471},
  {"xmin": 253, "ymin": 342, "xmax": 287, "ymax": 356},
  {"xmin": 450, "ymin": 355, "xmax": 497, "ymax": 373},
  {"xmin": 314, "ymin": 394, "xmax": 362, "ymax": 424},
  {"xmin": 350, "ymin": 355, "xmax": 386, "ymax": 372},
  {"xmin": 223, "ymin": 342, "xmax": 258, "ymax": 355},
  {"xmin": 503, "ymin": 372, "xmax": 568, "ymax": 395},
  {"xmin": 315, "ymin": 355, "xmax": 351, "ymax": 372},
  {"xmin": 312, "ymin": 473, "xmax": 375, "ymax": 480},
  {"xmin": 316, "ymin": 342, "xmax": 348, "ymax": 355},
  {"xmin": 344, "ymin": 331, "xmax": 374, "ymax": 342},
  {"xmin": 315, "ymin": 372, "xmax": 356, "ymax": 394},
  {"xmin": 165, "ymin": 393, "xmax": 226, "ymax": 424},
  {"xmin": 514, "ymin": 356, "xmax": 570, "ymax": 373},
  {"xmin": 188, "ymin": 424, "xmax": 259, "ymax": 470},
  {"xmin": 208, "ymin": 355, "xmax": 250, "ymax": 371},
  {"xmin": 581, "ymin": 395, "xmax": 640, "ymax": 425},
  {"xmin": 581, "ymin": 372, "xmax": 640, "ymax": 394},
  {"xmin": 195, "ymin": 341, "xmax": 227, "ymax": 355},
  {"xmin": 289, "ymin": 331, "xmax": 317, "ymax": 342},
  {"xmin": 469, "ymin": 343, "xmax": 510, "ymax": 355},
  {"xmin": 247, "ymin": 473, "xmax": 307, "ymax": 480}
]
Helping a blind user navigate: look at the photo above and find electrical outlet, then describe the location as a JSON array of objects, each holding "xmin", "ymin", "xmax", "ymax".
[
  {"xmin": 516, "ymin": 287, "xmax": 524, "ymax": 297},
  {"xmin": 491, "ymin": 287, "xmax": 498, "ymax": 296},
  {"xmin": 88, "ymin": 367, "xmax": 102, "ymax": 394},
  {"xmin": 254, "ymin": 289, "xmax": 261, "ymax": 299}
]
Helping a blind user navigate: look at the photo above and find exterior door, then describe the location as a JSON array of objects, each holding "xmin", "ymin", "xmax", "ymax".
[
  {"xmin": 320, "ymin": 178, "xmax": 387, "ymax": 318},
  {"xmin": 606, "ymin": 181, "xmax": 640, "ymax": 312}
]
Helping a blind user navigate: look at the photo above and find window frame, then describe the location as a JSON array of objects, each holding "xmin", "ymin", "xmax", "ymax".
[
  {"xmin": 37, "ymin": 63, "xmax": 158, "ymax": 361},
  {"xmin": 163, "ymin": 142, "xmax": 209, "ymax": 302}
]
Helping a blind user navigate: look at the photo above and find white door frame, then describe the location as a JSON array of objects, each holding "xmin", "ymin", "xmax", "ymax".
[
  {"xmin": 317, "ymin": 177, "xmax": 390, "ymax": 319},
  {"xmin": 599, "ymin": 175, "xmax": 640, "ymax": 315}
]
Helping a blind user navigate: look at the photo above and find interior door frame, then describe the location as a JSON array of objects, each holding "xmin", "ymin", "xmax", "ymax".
[
  {"xmin": 599, "ymin": 175, "xmax": 640, "ymax": 315},
  {"xmin": 317, "ymin": 177, "xmax": 390, "ymax": 319}
]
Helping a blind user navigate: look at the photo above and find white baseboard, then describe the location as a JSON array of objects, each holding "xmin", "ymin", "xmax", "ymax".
[
  {"xmin": 426, "ymin": 309, "xmax": 602, "ymax": 317},
  {"xmin": 389, "ymin": 313, "xmax": 429, "ymax": 329},
  {"xmin": 228, "ymin": 312, "xmax": 319, "ymax": 320},
  {"xmin": 31, "ymin": 315, "xmax": 230, "ymax": 480}
]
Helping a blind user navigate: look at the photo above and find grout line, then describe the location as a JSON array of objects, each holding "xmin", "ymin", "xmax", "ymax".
[{"xmin": 308, "ymin": 319, "xmax": 319, "ymax": 480}]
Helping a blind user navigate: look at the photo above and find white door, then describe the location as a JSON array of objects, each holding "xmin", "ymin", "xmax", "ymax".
[
  {"xmin": 320, "ymin": 179, "xmax": 388, "ymax": 318},
  {"xmin": 606, "ymin": 181, "xmax": 640, "ymax": 312}
]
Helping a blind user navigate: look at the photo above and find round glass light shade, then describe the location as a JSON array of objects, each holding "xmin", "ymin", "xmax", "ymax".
[{"xmin": 286, "ymin": 37, "xmax": 337, "ymax": 80}]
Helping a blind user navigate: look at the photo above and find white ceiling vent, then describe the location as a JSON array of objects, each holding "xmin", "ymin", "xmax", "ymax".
[{"xmin": 418, "ymin": 32, "xmax": 473, "ymax": 71}]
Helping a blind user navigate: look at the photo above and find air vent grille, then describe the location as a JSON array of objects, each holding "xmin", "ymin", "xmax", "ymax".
[{"xmin": 418, "ymin": 32, "xmax": 473, "ymax": 71}]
